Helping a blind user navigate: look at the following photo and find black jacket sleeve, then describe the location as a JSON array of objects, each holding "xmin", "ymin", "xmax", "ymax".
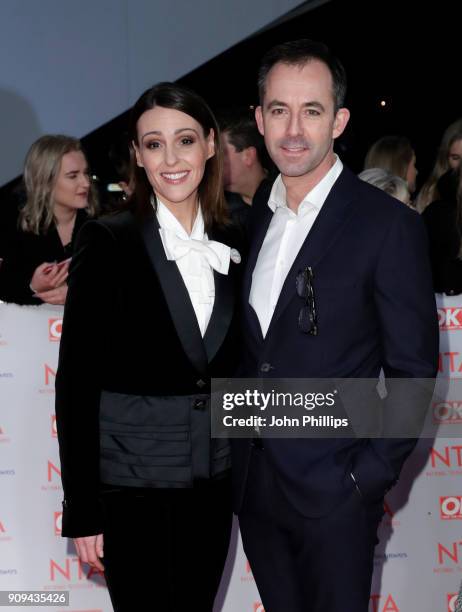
[{"xmin": 55, "ymin": 220, "xmax": 116, "ymax": 537}]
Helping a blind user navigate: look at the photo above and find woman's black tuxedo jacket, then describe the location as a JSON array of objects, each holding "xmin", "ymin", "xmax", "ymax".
[{"xmin": 55, "ymin": 208, "xmax": 243, "ymax": 537}]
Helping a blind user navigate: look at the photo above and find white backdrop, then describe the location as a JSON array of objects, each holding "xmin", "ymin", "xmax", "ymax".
[{"xmin": 0, "ymin": 297, "xmax": 461, "ymax": 612}]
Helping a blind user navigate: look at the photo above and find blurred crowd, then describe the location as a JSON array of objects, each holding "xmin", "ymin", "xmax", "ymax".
[{"xmin": 0, "ymin": 108, "xmax": 461, "ymax": 305}]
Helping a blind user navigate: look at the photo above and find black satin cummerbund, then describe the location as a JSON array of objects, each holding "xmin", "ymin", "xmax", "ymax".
[{"xmin": 99, "ymin": 391, "xmax": 230, "ymax": 488}]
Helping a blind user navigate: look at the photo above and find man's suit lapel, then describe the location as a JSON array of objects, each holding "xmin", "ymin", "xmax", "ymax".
[
  {"xmin": 139, "ymin": 210, "xmax": 208, "ymax": 374},
  {"xmin": 265, "ymin": 168, "xmax": 359, "ymax": 336}
]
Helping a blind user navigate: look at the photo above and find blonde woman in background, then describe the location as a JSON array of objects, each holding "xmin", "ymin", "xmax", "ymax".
[
  {"xmin": 415, "ymin": 118, "xmax": 462, "ymax": 212},
  {"xmin": 364, "ymin": 135, "xmax": 418, "ymax": 194},
  {"xmin": 358, "ymin": 167, "xmax": 412, "ymax": 207},
  {"xmin": 0, "ymin": 135, "xmax": 97, "ymax": 305}
]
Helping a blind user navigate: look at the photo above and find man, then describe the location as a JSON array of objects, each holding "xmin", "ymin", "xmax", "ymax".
[
  {"xmin": 219, "ymin": 109, "xmax": 273, "ymax": 234},
  {"xmin": 232, "ymin": 39, "xmax": 438, "ymax": 612}
]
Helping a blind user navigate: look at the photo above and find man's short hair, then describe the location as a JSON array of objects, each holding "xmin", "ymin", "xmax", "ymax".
[
  {"xmin": 218, "ymin": 108, "xmax": 272, "ymax": 170},
  {"xmin": 257, "ymin": 38, "xmax": 347, "ymax": 112}
]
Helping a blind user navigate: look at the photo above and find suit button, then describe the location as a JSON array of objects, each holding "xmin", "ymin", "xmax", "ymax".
[
  {"xmin": 196, "ymin": 379, "xmax": 206, "ymax": 388},
  {"xmin": 193, "ymin": 399, "xmax": 207, "ymax": 410},
  {"xmin": 260, "ymin": 363, "xmax": 272, "ymax": 373}
]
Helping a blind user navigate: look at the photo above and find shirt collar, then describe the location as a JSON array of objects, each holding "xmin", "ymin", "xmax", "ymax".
[
  {"xmin": 268, "ymin": 155, "xmax": 343, "ymax": 214},
  {"xmin": 156, "ymin": 198, "xmax": 205, "ymax": 240}
]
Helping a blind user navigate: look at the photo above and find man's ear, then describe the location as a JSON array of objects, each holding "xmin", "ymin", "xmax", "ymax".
[
  {"xmin": 243, "ymin": 146, "xmax": 257, "ymax": 167},
  {"xmin": 332, "ymin": 108, "xmax": 350, "ymax": 140},
  {"xmin": 206, "ymin": 129, "xmax": 215, "ymax": 160},
  {"xmin": 255, "ymin": 106, "xmax": 264, "ymax": 136},
  {"xmin": 132, "ymin": 141, "xmax": 143, "ymax": 168}
]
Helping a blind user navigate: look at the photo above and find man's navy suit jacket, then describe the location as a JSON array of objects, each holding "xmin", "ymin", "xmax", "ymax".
[{"xmin": 232, "ymin": 166, "xmax": 439, "ymax": 517}]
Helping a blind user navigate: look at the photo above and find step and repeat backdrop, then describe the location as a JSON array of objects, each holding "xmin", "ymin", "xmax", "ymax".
[{"xmin": 1, "ymin": 298, "xmax": 461, "ymax": 612}]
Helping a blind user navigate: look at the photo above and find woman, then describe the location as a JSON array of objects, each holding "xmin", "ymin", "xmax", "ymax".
[
  {"xmin": 364, "ymin": 135, "xmax": 417, "ymax": 195},
  {"xmin": 416, "ymin": 118, "xmax": 462, "ymax": 212},
  {"xmin": 55, "ymin": 83, "xmax": 243, "ymax": 611},
  {"xmin": 358, "ymin": 167, "xmax": 412, "ymax": 206},
  {"xmin": 0, "ymin": 135, "xmax": 97, "ymax": 305},
  {"xmin": 422, "ymin": 165, "xmax": 462, "ymax": 294}
]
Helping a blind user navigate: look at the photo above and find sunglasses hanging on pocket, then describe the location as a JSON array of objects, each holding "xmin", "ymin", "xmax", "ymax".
[{"xmin": 296, "ymin": 266, "xmax": 318, "ymax": 335}]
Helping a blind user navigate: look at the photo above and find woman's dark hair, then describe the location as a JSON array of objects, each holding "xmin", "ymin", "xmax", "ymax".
[
  {"xmin": 257, "ymin": 39, "xmax": 347, "ymax": 112},
  {"xmin": 128, "ymin": 82, "xmax": 228, "ymax": 228}
]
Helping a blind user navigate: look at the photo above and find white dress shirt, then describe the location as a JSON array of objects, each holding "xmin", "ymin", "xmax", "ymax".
[
  {"xmin": 249, "ymin": 156, "xmax": 343, "ymax": 338},
  {"xmin": 156, "ymin": 200, "xmax": 230, "ymax": 337}
]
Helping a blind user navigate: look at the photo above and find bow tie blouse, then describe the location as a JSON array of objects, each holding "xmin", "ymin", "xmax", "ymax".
[{"xmin": 156, "ymin": 199, "xmax": 230, "ymax": 336}]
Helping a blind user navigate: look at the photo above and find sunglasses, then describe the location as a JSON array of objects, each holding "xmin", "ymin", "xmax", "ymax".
[{"xmin": 295, "ymin": 266, "xmax": 318, "ymax": 335}]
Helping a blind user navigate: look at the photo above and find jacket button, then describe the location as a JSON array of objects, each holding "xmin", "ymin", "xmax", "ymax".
[
  {"xmin": 193, "ymin": 399, "xmax": 207, "ymax": 410},
  {"xmin": 260, "ymin": 363, "xmax": 272, "ymax": 373},
  {"xmin": 196, "ymin": 379, "xmax": 206, "ymax": 388}
]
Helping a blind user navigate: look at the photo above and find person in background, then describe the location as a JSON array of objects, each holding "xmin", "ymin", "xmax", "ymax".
[
  {"xmin": 218, "ymin": 108, "xmax": 273, "ymax": 234},
  {"xmin": 364, "ymin": 134, "xmax": 417, "ymax": 195},
  {"xmin": 101, "ymin": 133, "xmax": 135, "ymax": 213},
  {"xmin": 55, "ymin": 82, "xmax": 243, "ymax": 612},
  {"xmin": 0, "ymin": 135, "xmax": 97, "ymax": 305},
  {"xmin": 358, "ymin": 167, "xmax": 412, "ymax": 206},
  {"xmin": 422, "ymin": 165, "xmax": 462, "ymax": 294},
  {"xmin": 416, "ymin": 118, "xmax": 462, "ymax": 212}
]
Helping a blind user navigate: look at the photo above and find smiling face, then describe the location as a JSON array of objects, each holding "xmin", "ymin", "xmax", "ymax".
[
  {"xmin": 52, "ymin": 150, "xmax": 90, "ymax": 214},
  {"xmin": 133, "ymin": 106, "xmax": 215, "ymax": 211},
  {"xmin": 255, "ymin": 60, "xmax": 349, "ymax": 188}
]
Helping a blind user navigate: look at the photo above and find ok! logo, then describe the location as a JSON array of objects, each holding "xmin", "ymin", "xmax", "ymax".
[
  {"xmin": 438, "ymin": 308, "xmax": 462, "ymax": 330},
  {"xmin": 433, "ymin": 401, "xmax": 462, "ymax": 424},
  {"xmin": 448, "ymin": 593, "xmax": 458, "ymax": 612},
  {"xmin": 54, "ymin": 512, "xmax": 62, "ymax": 536},
  {"xmin": 49, "ymin": 319, "xmax": 63, "ymax": 342},
  {"xmin": 441, "ymin": 497, "xmax": 462, "ymax": 520}
]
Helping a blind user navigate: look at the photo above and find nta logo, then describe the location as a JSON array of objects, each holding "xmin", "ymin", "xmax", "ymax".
[
  {"xmin": 47, "ymin": 461, "xmax": 61, "ymax": 482},
  {"xmin": 49, "ymin": 557, "xmax": 103, "ymax": 582},
  {"xmin": 370, "ymin": 594, "xmax": 399, "ymax": 611},
  {"xmin": 430, "ymin": 446, "xmax": 462, "ymax": 468},
  {"xmin": 253, "ymin": 604, "xmax": 265, "ymax": 612},
  {"xmin": 438, "ymin": 541, "xmax": 462, "ymax": 564},
  {"xmin": 44, "ymin": 364, "xmax": 56, "ymax": 386}
]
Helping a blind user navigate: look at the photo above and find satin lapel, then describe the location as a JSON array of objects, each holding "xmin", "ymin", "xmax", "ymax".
[
  {"xmin": 202, "ymin": 226, "xmax": 236, "ymax": 363},
  {"xmin": 266, "ymin": 169, "xmax": 358, "ymax": 337},
  {"xmin": 243, "ymin": 203, "xmax": 273, "ymax": 342},
  {"xmin": 138, "ymin": 210, "xmax": 208, "ymax": 374}
]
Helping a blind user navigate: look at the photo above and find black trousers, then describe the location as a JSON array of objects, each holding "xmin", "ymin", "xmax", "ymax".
[
  {"xmin": 238, "ymin": 448, "xmax": 384, "ymax": 612},
  {"xmin": 100, "ymin": 475, "xmax": 232, "ymax": 612}
]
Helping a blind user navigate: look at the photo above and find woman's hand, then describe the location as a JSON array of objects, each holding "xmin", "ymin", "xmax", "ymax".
[
  {"xmin": 30, "ymin": 260, "xmax": 70, "ymax": 293},
  {"xmin": 74, "ymin": 534, "xmax": 104, "ymax": 572},
  {"xmin": 34, "ymin": 283, "xmax": 68, "ymax": 305}
]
